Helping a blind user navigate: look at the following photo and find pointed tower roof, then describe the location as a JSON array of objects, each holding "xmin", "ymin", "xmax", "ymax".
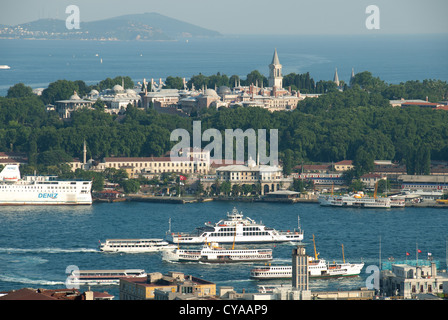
[
  {"xmin": 350, "ymin": 68, "xmax": 355, "ymax": 85},
  {"xmin": 271, "ymin": 48, "xmax": 280, "ymax": 65},
  {"xmin": 333, "ymin": 68, "xmax": 340, "ymax": 86}
]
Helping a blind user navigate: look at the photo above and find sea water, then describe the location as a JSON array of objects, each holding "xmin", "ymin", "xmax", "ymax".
[
  {"xmin": 1, "ymin": 34, "xmax": 448, "ymax": 95},
  {"xmin": 0, "ymin": 201, "xmax": 447, "ymax": 299}
]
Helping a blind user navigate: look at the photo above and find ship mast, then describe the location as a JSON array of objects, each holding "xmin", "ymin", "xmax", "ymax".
[
  {"xmin": 342, "ymin": 244, "xmax": 345, "ymax": 264},
  {"xmin": 312, "ymin": 234, "xmax": 319, "ymax": 260}
]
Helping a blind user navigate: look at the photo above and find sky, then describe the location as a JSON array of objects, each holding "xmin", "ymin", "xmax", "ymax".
[{"xmin": 1, "ymin": 0, "xmax": 447, "ymax": 35}]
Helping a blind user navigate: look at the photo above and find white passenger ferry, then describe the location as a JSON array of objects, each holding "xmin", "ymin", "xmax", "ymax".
[
  {"xmin": 99, "ymin": 239, "xmax": 177, "ymax": 253},
  {"xmin": 66, "ymin": 269, "xmax": 147, "ymax": 286},
  {"xmin": 0, "ymin": 165, "xmax": 92, "ymax": 205},
  {"xmin": 250, "ymin": 260, "xmax": 364, "ymax": 279},
  {"xmin": 162, "ymin": 242, "xmax": 273, "ymax": 263},
  {"xmin": 250, "ymin": 235, "xmax": 364, "ymax": 279},
  {"xmin": 167, "ymin": 207, "xmax": 303, "ymax": 245},
  {"xmin": 319, "ymin": 192, "xmax": 391, "ymax": 208}
]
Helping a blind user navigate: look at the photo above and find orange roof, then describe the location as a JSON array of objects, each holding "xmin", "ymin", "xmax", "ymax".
[{"xmin": 334, "ymin": 160, "xmax": 353, "ymax": 165}]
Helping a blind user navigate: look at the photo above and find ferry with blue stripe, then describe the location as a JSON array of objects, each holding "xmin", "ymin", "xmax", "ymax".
[{"xmin": 0, "ymin": 165, "xmax": 92, "ymax": 205}]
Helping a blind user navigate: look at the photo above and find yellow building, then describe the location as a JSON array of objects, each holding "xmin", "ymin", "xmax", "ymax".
[
  {"xmin": 120, "ymin": 272, "xmax": 216, "ymax": 300},
  {"xmin": 333, "ymin": 160, "xmax": 354, "ymax": 172}
]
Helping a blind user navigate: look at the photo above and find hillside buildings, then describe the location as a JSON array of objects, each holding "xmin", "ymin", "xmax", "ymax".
[{"xmin": 138, "ymin": 49, "xmax": 321, "ymax": 115}]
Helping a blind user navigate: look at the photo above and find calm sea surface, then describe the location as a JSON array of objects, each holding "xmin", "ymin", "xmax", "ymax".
[
  {"xmin": 0, "ymin": 201, "xmax": 447, "ymax": 299},
  {"xmin": 1, "ymin": 34, "xmax": 448, "ymax": 95}
]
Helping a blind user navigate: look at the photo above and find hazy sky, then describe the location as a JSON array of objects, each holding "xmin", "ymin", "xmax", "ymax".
[{"xmin": 1, "ymin": 0, "xmax": 447, "ymax": 35}]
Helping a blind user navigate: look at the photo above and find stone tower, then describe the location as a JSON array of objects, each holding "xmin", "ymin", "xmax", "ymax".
[
  {"xmin": 268, "ymin": 48, "xmax": 283, "ymax": 89},
  {"xmin": 292, "ymin": 243, "xmax": 309, "ymax": 290}
]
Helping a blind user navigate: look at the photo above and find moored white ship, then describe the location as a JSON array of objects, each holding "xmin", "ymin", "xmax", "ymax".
[
  {"xmin": 319, "ymin": 191, "xmax": 391, "ymax": 208},
  {"xmin": 0, "ymin": 165, "xmax": 92, "ymax": 205},
  {"xmin": 250, "ymin": 235, "xmax": 364, "ymax": 279},
  {"xmin": 167, "ymin": 207, "xmax": 303, "ymax": 245},
  {"xmin": 66, "ymin": 269, "xmax": 147, "ymax": 286},
  {"xmin": 162, "ymin": 242, "xmax": 273, "ymax": 263},
  {"xmin": 99, "ymin": 238, "xmax": 177, "ymax": 253},
  {"xmin": 250, "ymin": 260, "xmax": 364, "ymax": 280}
]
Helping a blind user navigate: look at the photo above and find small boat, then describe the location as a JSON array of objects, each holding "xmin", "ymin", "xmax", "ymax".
[
  {"xmin": 66, "ymin": 269, "xmax": 147, "ymax": 286},
  {"xmin": 0, "ymin": 65, "xmax": 11, "ymax": 70},
  {"xmin": 162, "ymin": 241, "xmax": 273, "ymax": 264},
  {"xmin": 99, "ymin": 238, "xmax": 177, "ymax": 253}
]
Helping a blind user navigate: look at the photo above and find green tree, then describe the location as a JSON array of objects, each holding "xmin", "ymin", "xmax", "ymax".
[
  {"xmin": 7, "ymin": 83, "xmax": 34, "ymax": 98},
  {"xmin": 120, "ymin": 179, "xmax": 140, "ymax": 194},
  {"xmin": 165, "ymin": 76, "xmax": 184, "ymax": 90},
  {"xmin": 349, "ymin": 179, "xmax": 365, "ymax": 192},
  {"xmin": 220, "ymin": 181, "xmax": 231, "ymax": 195}
]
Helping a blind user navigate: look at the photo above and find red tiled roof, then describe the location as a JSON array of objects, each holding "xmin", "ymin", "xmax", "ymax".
[
  {"xmin": 103, "ymin": 156, "xmax": 195, "ymax": 162},
  {"xmin": 334, "ymin": 160, "xmax": 353, "ymax": 165}
]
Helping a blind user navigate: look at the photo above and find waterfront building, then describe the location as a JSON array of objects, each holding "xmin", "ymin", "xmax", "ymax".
[
  {"xmin": 380, "ymin": 262, "xmax": 448, "ymax": 299},
  {"xmin": 292, "ymin": 172, "xmax": 344, "ymax": 186},
  {"xmin": 120, "ymin": 272, "xmax": 216, "ymax": 300},
  {"xmin": 360, "ymin": 173, "xmax": 387, "ymax": 189},
  {"xmin": 0, "ymin": 152, "xmax": 27, "ymax": 167},
  {"xmin": 68, "ymin": 148, "xmax": 211, "ymax": 178},
  {"xmin": 398, "ymin": 175, "xmax": 448, "ymax": 192},
  {"xmin": 212, "ymin": 157, "xmax": 287, "ymax": 195},
  {"xmin": 102, "ymin": 156, "xmax": 209, "ymax": 177}
]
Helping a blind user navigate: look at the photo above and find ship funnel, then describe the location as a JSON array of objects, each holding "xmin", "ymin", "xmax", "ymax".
[{"xmin": 0, "ymin": 165, "xmax": 21, "ymax": 182}]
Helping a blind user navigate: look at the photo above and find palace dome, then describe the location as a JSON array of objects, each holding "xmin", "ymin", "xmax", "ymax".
[
  {"xmin": 204, "ymin": 89, "xmax": 218, "ymax": 97},
  {"xmin": 113, "ymin": 84, "xmax": 124, "ymax": 93},
  {"xmin": 218, "ymin": 86, "xmax": 231, "ymax": 95},
  {"xmin": 69, "ymin": 92, "xmax": 81, "ymax": 100}
]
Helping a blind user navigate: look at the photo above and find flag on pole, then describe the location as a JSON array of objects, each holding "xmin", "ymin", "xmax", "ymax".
[
  {"xmin": 418, "ymin": 249, "xmax": 422, "ymax": 253},
  {"xmin": 406, "ymin": 252, "xmax": 410, "ymax": 256},
  {"xmin": 179, "ymin": 175, "xmax": 186, "ymax": 181}
]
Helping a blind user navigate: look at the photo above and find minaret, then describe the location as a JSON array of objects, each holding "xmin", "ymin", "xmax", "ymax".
[
  {"xmin": 83, "ymin": 140, "xmax": 87, "ymax": 165},
  {"xmin": 333, "ymin": 68, "xmax": 340, "ymax": 87},
  {"xmin": 268, "ymin": 48, "xmax": 283, "ymax": 89},
  {"xmin": 350, "ymin": 68, "xmax": 355, "ymax": 86}
]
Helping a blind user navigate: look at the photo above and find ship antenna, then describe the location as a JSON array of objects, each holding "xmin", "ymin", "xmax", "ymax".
[{"xmin": 168, "ymin": 218, "xmax": 171, "ymax": 234}]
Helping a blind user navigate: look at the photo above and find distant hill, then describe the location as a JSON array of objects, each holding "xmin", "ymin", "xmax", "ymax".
[{"xmin": 0, "ymin": 12, "xmax": 221, "ymax": 40}]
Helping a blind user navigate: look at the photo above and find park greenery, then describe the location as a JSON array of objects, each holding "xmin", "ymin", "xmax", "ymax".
[{"xmin": 1, "ymin": 71, "xmax": 448, "ymax": 193}]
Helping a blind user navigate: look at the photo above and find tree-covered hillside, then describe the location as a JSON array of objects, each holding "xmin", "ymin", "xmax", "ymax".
[{"xmin": 1, "ymin": 72, "xmax": 447, "ymax": 176}]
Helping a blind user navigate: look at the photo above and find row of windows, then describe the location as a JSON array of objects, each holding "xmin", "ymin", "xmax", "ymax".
[
  {"xmin": 108, "ymin": 162, "xmax": 208, "ymax": 168},
  {"xmin": 207, "ymin": 231, "xmax": 269, "ymax": 237},
  {"xmin": 0, "ymin": 185, "xmax": 79, "ymax": 190}
]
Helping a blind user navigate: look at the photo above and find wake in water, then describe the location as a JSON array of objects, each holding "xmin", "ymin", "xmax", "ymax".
[
  {"xmin": 0, "ymin": 247, "xmax": 98, "ymax": 254},
  {"xmin": 0, "ymin": 273, "xmax": 65, "ymax": 286}
]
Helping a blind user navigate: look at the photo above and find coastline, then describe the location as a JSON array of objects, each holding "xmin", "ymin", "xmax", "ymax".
[{"xmin": 97, "ymin": 194, "xmax": 448, "ymax": 208}]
